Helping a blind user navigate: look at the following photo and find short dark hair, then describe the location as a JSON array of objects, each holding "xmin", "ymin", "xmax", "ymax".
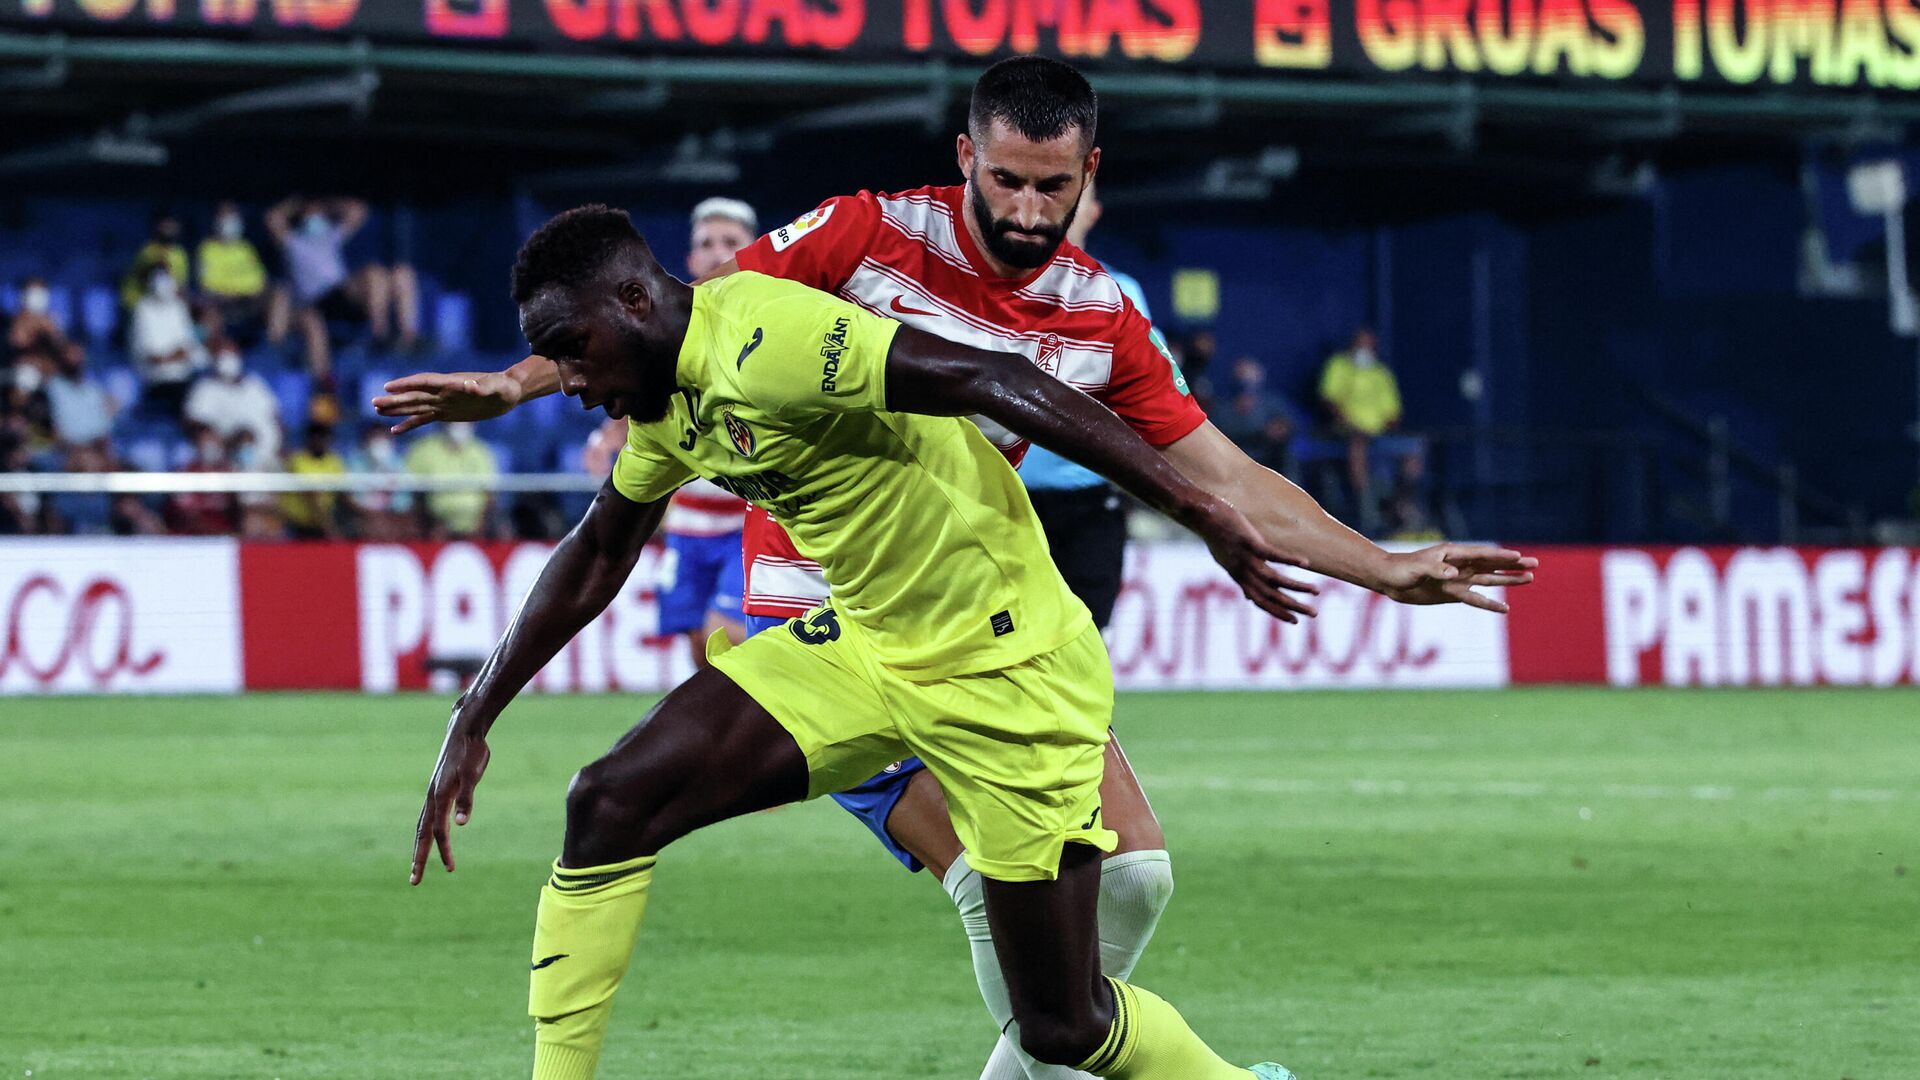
[
  {"xmin": 510, "ymin": 204, "xmax": 648, "ymax": 304},
  {"xmin": 968, "ymin": 56, "xmax": 1097, "ymax": 150}
]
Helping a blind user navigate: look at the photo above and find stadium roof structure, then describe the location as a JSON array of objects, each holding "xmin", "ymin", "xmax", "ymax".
[{"xmin": 1, "ymin": 30, "xmax": 1916, "ymax": 214}]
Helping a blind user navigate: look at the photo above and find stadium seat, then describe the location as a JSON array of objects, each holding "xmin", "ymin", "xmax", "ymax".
[
  {"xmin": 81, "ymin": 285, "xmax": 118, "ymax": 346},
  {"xmin": 433, "ymin": 292, "xmax": 474, "ymax": 353}
]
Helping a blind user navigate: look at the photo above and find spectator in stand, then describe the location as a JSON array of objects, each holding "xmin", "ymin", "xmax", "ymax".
[
  {"xmin": 166, "ymin": 425, "xmax": 239, "ymax": 535},
  {"xmin": 1213, "ymin": 356, "xmax": 1296, "ymax": 476},
  {"xmin": 346, "ymin": 425, "xmax": 415, "ymax": 540},
  {"xmin": 227, "ymin": 427, "xmax": 284, "ymax": 539},
  {"xmin": 184, "ymin": 340, "xmax": 282, "ymax": 463},
  {"xmin": 280, "ymin": 423, "xmax": 345, "ymax": 539},
  {"xmin": 1319, "ymin": 326, "xmax": 1423, "ymax": 532},
  {"xmin": 266, "ymin": 196, "xmax": 419, "ymax": 375},
  {"xmin": 49, "ymin": 442, "xmax": 115, "ymax": 535},
  {"xmin": 197, "ymin": 201, "xmax": 271, "ymax": 342},
  {"xmin": 405, "ymin": 421, "xmax": 495, "ymax": 540},
  {"xmin": 120, "ymin": 211, "xmax": 190, "ymax": 311},
  {"xmin": 9, "ymin": 277, "xmax": 68, "ymax": 363},
  {"xmin": 129, "ymin": 261, "xmax": 207, "ymax": 417},
  {"xmin": 1181, "ymin": 329, "xmax": 1219, "ymax": 408},
  {"xmin": 3, "ymin": 357, "xmax": 53, "ymax": 466},
  {"xmin": 44, "ymin": 343, "xmax": 116, "ymax": 454}
]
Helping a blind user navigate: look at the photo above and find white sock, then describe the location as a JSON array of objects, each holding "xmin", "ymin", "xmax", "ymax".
[{"xmin": 946, "ymin": 850, "xmax": 1176, "ymax": 1080}]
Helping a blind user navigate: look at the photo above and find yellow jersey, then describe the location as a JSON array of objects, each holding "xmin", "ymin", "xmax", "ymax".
[{"xmin": 612, "ymin": 271, "xmax": 1089, "ymax": 679}]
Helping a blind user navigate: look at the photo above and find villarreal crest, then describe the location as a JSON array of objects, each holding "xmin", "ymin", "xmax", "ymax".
[{"xmin": 723, "ymin": 408, "xmax": 756, "ymax": 458}]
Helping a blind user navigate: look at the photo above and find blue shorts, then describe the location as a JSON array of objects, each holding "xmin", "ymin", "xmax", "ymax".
[
  {"xmin": 656, "ymin": 531, "xmax": 744, "ymax": 636},
  {"xmin": 743, "ymin": 610, "xmax": 929, "ymax": 872}
]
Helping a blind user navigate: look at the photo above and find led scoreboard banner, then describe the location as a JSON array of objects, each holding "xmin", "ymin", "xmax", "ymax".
[{"xmin": 5, "ymin": 0, "xmax": 1920, "ymax": 93}]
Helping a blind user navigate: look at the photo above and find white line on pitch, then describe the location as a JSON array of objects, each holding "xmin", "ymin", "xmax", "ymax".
[{"xmin": 1150, "ymin": 776, "xmax": 1911, "ymax": 803}]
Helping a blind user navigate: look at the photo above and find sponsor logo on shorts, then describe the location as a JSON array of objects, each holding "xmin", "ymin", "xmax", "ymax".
[
  {"xmin": 883, "ymin": 761, "xmax": 903, "ymax": 774},
  {"xmin": 789, "ymin": 606, "xmax": 841, "ymax": 645},
  {"xmin": 1082, "ymin": 806, "xmax": 1102, "ymax": 830},
  {"xmin": 990, "ymin": 610, "xmax": 1015, "ymax": 637},
  {"xmin": 723, "ymin": 408, "xmax": 755, "ymax": 458},
  {"xmin": 819, "ymin": 315, "xmax": 850, "ymax": 392}
]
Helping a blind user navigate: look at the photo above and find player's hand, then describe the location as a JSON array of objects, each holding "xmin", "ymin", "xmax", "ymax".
[
  {"xmin": 1376, "ymin": 543, "xmax": 1537, "ymax": 614},
  {"xmin": 1186, "ymin": 495, "xmax": 1320, "ymax": 623},
  {"xmin": 372, "ymin": 367, "xmax": 529, "ymax": 435},
  {"xmin": 410, "ymin": 708, "xmax": 492, "ymax": 886}
]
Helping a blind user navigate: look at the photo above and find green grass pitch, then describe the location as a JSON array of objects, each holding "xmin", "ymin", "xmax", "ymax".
[{"xmin": 5, "ymin": 688, "xmax": 1916, "ymax": 1078}]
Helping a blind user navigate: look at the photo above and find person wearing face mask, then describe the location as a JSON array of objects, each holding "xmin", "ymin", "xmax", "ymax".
[
  {"xmin": 8, "ymin": 276, "xmax": 69, "ymax": 363},
  {"xmin": 1319, "ymin": 326, "xmax": 1419, "ymax": 533},
  {"xmin": 197, "ymin": 202, "xmax": 270, "ymax": 342},
  {"xmin": 347, "ymin": 425, "xmax": 415, "ymax": 540},
  {"xmin": 120, "ymin": 211, "xmax": 190, "ymax": 311},
  {"xmin": 280, "ymin": 423, "xmax": 346, "ymax": 539},
  {"xmin": 166, "ymin": 425, "xmax": 241, "ymax": 535},
  {"xmin": 184, "ymin": 341, "xmax": 281, "ymax": 463},
  {"xmin": 129, "ymin": 259, "xmax": 208, "ymax": 417},
  {"xmin": 1214, "ymin": 356, "xmax": 1298, "ymax": 477},
  {"xmin": 265, "ymin": 195, "xmax": 420, "ymax": 376},
  {"xmin": 404, "ymin": 420, "xmax": 497, "ymax": 540},
  {"xmin": 44, "ymin": 343, "xmax": 115, "ymax": 455}
]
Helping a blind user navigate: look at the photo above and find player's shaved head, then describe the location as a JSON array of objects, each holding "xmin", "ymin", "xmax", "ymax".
[
  {"xmin": 511, "ymin": 204, "xmax": 660, "ymax": 305},
  {"xmin": 968, "ymin": 56, "xmax": 1098, "ymax": 153}
]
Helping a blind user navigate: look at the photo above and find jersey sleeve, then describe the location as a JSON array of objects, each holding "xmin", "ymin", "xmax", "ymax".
[
  {"xmin": 726, "ymin": 274, "xmax": 899, "ymax": 421},
  {"xmin": 609, "ymin": 422, "xmax": 696, "ymax": 504},
  {"xmin": 734, "ymin": 191, "xmax": 883, "ymax": 294},
  {"xmin": 1097, "ymin": 299, "xmax": 1208, "ymax": 448}
]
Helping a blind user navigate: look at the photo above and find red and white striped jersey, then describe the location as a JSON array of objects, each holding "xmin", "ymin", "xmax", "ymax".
[
  {"xmin": 733, "ymin": 184, "xmax": 1204, "ymax": 618},
  {"xmin": 662, "ymin": 479, "xmax": 748, "ymax": 538}
]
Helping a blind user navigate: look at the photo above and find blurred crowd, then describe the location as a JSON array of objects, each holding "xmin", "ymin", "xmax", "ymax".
[
  {"xmin": 3, "ymin": 196, "xmax": 1432, "ymax": 543},
  {"xmin": 0, "ymin": 198, "xmax": 502, "ymax": 540}
]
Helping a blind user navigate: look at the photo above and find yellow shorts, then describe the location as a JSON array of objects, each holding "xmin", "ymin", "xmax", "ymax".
[{"xmin": 709, "ymin": 607, "xmax": 1118, "ymax": 881}]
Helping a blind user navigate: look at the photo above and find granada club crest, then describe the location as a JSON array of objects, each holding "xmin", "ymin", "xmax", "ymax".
[
  {"xmin": 723, "ymin": 408, "xmax": 756, "ymax": 458},
  {"xmin": 1035, "ymin": 333, "xmax": 1063, "ymax": 376}
]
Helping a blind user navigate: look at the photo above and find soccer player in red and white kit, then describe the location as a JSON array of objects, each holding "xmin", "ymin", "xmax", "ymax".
[
  {"xmin": 581, "ymin": 197, "xmax": 758, "ymax": 668},
  {"xmin": 376, "ymin": 57, "xmax": 1534, "ymax": 1080}
]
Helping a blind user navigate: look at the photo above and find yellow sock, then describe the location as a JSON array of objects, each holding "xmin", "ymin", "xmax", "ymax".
[
  {"xmin": 1079, "ymin": 977, "xmax": 1250, "ymax": 1079},
  {"xmin": 527, "ymin": 855, "xmax": 657, "ymax": 1080}
]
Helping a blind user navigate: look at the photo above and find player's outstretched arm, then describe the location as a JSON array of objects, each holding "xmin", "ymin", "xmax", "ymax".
[
  {"xmin": 883, "ymin": 326, "xmax": 1319, "ymax": 623},
  {"xmin": 372, "ymin": 263, "xmax": 741, "ymax": 435},
  {"xmin": 372, "ymin": 356, "xmax": 559, "ymax": 435},
  {"xmin": 1162, "ymin": 422, "xmax": 1536, "ymax": 613},
  {"xmin": 409, "ymin": 483, "xmax": 668, "ymax": 885}
]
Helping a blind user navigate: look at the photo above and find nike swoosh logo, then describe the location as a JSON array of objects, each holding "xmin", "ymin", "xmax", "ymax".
[
  {"xmin": 530, "ymin": 954, "xmax": 570, "ymax": 971},
  {"xmin": 890, "ymin": 296, "xmax": 938, "ymax": 318},
  {"xmin": 736, "ymin": 327, "xmax": 763, "ymax": 368}
]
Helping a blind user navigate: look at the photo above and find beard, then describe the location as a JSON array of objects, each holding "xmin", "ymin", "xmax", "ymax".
[
  {"xmin": 606, "ymin": 321, "xmax": 683, "ymax": 424},
  {"xmin": 968, "ymin": 176, "xmax": 1077, "ymax": 270}
]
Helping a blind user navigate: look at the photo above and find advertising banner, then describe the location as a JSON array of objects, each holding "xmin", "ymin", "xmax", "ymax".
[
  {"xmin": 0, "ymin": 537, "xmax": 242, "ymax": 694},
  {"xmin": 6, "ymin": 539, "xmax": 1914, "ymax": 694},
  {"xmin": 1502, "ymin": 545, "xmax": 1920, "ymax": 687},
  {"xmin": 5, "ymin": 0, "xmax": 1919, "ymax": 92}
]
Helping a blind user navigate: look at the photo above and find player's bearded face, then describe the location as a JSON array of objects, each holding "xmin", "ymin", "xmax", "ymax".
[{"xmin": 968, "ymin": 167, "xmax": 1078, "ymax": 270}]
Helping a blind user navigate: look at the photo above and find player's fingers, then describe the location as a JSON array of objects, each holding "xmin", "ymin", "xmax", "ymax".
[
  {"xmin": 1248, "ymin": 566, "xmax": 1317, "ymax": 619},
  {"xmin": 1454, "ymin": 587, "xmax": 1510, "ymax": 614},
  {"xmin": 1467, "ymin": 571, "xmax": 1534, "ymax": 587},
  {"xmin": 454, "ymin": 784, "xmax": 475, "ymax": 827},
  {"xmin": 1268, "ymin": 565, "xmax": 1321, "ymax": 596},
  {"xmin": 434, "ymin": 817, "xmax": 455, "ymax": 873},
  {"xmin": 389, "ymin": 414, "xmax": 436, "ymax": 436},
  {"xmin": 382, "ymin": 373, "xmax": 455, "ymax": 394},
  {"xmin": 409, "ymin": 812, "xmax": 436, "ymax": 885},
  {"xmin": 370, "ymin": 390, "xmax": 433, "ymax": 411}
]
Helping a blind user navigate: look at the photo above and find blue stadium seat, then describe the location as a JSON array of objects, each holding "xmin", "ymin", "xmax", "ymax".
[
  {"xmin": 81, "ymin": 286, "xmax": 118, "ymax": 346},
  {"xmin": 269, "ymin": 369, "xmax": 312, "ymax": 433},
  {"xmin": 433, "ymin": 292, "xmax": 474, "ymax": 353}
]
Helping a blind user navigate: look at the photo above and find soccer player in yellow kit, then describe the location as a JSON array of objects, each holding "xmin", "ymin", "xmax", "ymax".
[{"xmin": 409, "ymin": 205, "xmax": 1332, "ymax": 1079}]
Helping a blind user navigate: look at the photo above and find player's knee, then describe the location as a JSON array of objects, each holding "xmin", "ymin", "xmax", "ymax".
[
  {"xmin": 1015, "ymin": 1010, "xmax": 1109, "ymax": 1067},
  {"xmin": 1105, "ymin": 850, "xmax": 1175, "ymax": 917},
  {"xmin": 564, "ymin": 761, "xmax": 651, "ymax": 852}
]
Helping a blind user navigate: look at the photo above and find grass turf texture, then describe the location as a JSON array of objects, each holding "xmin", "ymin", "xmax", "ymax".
[{"xmin": 4, "ymin": 688, "xmax": 1916, "ymax": 1079}]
